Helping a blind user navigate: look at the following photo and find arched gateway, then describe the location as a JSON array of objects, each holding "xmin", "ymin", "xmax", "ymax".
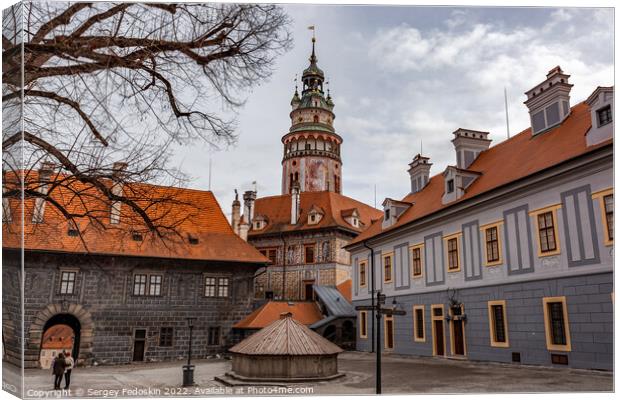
[{"xmin": 26, "ymin": 303, "xmax": 94, "ymax": 368}]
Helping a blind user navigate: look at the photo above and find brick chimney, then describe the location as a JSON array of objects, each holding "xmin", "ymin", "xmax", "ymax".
[
  {"xmin": 524, "ymin": 66, "xmax": 573, "ymax": 135},
  {"xmin": 32, "ymin": 161, "xmax": 55, "ymax": 223},
  {"xmin": 110, "ymin": 161, "xmax": 127, "ymax": 225},
  {"xmin": 451, "ymin": 129, "xmax": 491, "ymax": 169},
  {"xmin": 291, "ymin": 182, "xmax": 301, "ymax": 224},
  {"xmin": 243, "ymin": 190, "xmax": 257, "ymax": 225},
  {"xmin": 231, "ymin": 189, "xmax": 241, "ymax": 236},
  {"xmin": 408, "ymin": 154, "xmax": 432, "ymax": 193}
]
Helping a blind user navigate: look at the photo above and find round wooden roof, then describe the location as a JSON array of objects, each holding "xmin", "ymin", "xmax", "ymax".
[{"xmin": 229, "ymin": 312, "xmax": 343, "ymax": 356}]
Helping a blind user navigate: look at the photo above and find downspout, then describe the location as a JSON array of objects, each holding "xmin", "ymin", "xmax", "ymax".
[
  {"xmin": 280, "ymin": 232, "xmax": 287, "ymax": 300},
  {"xmin": 363, "ymin": 240, "xmax": 375, "ymax": 353}
]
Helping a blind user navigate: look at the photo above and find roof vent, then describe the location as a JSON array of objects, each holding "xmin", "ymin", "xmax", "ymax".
[
  {"xmin": 524, "ymin": 66, "xmax": 573, "ymax": 135},
  {"xmin": 280, "ymin": 312, "xmax": 293, "ymax": 319},
  {"xmin": 132, "ymin": 232, "xmax": 143, "ymax": 241}
]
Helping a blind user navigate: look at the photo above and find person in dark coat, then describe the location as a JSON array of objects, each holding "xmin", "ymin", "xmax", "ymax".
[{"xmin": 52, "ymin": 352, "xmax": 66, "ymax": 390}]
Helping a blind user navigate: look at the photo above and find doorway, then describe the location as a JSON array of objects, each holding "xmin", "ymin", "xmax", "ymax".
[
  {"xmin": 450, "ymin": 304, "xmax": 467, "ymax": 356},
  {"xmin": 384, "ymin": 316, "xmax": 394, "ymax": 350},
  {"xmin": 431, "ymin": 305, "xmax": 445, "ymax": 356},
  {"xmin": 39, "ymin": 314, "xmax": 80, "ymax": 369},
  {"xmin": 304, "ymin": 280, "xmax": 315, "ymax": 300},
  {"xmin": 133, "ymin": 329, "xmax": 146, "ymax": 362}
]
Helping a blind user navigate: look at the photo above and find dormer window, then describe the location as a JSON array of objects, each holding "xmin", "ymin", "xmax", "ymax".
[
  {"xmin": 188, "ymin": 234, "xmax": 199, "ymax": 245},
  {"xmin": 597, "ymin": 105, "xmax": 612, "ymax": 127},
  {"xmin": 384, "ymin": 208, "xmax": 390, "ymax": 220},
  {"xmin": 132, "ymin": 232, "xmax": 143, "ymax": 241},
  {"xmin": 67, "ymin": 222, "xmax": 79, "ymax": 237},
  {"xmin": 352, "ymin": 217, "xmax": 359, "ymax": 227},
  {"xmin": 447, "ymin": 179, "xmax": 455, "ymax": 193},
  {"xmin": 307, "ymin": 208, "xmax": 323, "ymax": 225}
]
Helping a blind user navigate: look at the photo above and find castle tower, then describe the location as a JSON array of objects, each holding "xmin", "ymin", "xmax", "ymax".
[{"xmin": 281, "ymin": 36, "xmax": 343, "ymax": 195}]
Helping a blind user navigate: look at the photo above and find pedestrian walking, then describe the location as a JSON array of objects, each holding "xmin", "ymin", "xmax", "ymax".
[
  {"xmin": 52, "ymin": 352, "xmax": 66, "ymax": 390},
  {"xmin": 63, "ymin": 351, "xmax": 74, "ymax": 389}
]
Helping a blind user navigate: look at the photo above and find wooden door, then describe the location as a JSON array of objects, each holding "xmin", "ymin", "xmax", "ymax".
[
  {"xmin": 434, "ymin": 320, "xmax": 444, "ymax": 356},
  {"xmin": 452, "ymin": 320, "xmax": 465, "ymax": 356},
  {"xmin": 385, "ymin": 317, "xmax": 394, "ymax": 350},
  {"xmin": 133, "ymin": 329, "xmax": 146, "ymax": 362},
  {"xmin": 304, "ymin": 281, "xmax": 314, "ymax": 300}
]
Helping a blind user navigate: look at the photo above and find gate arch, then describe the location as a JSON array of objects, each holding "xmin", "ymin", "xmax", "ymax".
[{"xmin": 27, "ymin": 303, "xmax": 94, "ymax": 368}]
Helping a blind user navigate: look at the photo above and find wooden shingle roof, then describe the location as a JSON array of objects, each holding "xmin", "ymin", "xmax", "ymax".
[{"xmin": 229, "ymin": 313, "xmax": 343, "ymax": 356}]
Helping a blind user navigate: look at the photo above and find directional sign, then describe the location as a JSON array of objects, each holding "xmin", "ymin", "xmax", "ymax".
[
  {"xmin": 380, "ymin": 309, "xmax": 407, "ymax": 316},
  {"xmin": 355, "ymin": 305, "xmax": 376, "ymax": 311}
]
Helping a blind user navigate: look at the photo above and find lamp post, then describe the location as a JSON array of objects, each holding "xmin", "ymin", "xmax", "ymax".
[{"xmin": 182, "ymin": 317, "xmax": 195, "ymax": 387}]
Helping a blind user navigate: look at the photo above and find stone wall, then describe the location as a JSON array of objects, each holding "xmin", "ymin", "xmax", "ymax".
[
  {"xmin": 2, "ymin": 250, "xmax": 260, "ymax": 368},
  {"xmin": 355, "ymin": 272, "xmax": 613, "ymax": 370}
]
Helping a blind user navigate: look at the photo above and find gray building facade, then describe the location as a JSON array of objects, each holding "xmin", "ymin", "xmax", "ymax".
[{"xmin": 347, "ymin": 69, "xmax": 614, "ymax": 370}]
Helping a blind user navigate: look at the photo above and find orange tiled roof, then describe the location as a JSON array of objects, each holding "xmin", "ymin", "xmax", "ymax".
[
  {"xmin": 2, "ymin": 173, "xmax": 269, "ymax": 264},
  {"xmin": 249, "ymin": 191, "xmax": 382, "ymax": 237},
  {"xmin": 336, "ymin": 279, "xmax": 352, "ymax": 303},
  {"xmin": 233, "ymin": 301, "xmax": 323, "ymax": 329},
  {"xmin": 350, "ymin": 101, "xmax": 612, "ymax": 246}
]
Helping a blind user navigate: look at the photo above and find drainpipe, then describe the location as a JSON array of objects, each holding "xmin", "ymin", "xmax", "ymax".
[
  {"xmin": 362, "ymin": 241, "xmax": 375, "ymax": 353},
  {"xmin": 280, "ymin": 233, "xmax": 287, "ymax": 301}
]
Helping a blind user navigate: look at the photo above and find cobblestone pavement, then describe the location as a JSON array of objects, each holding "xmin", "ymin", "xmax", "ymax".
[{"xmin": 3, "ymin": 351, "xmax": 613, "ymax": 398}]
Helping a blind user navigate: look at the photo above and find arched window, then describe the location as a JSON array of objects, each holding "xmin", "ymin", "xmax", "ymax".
[
  {"xmin": 294, "ymin": 172, "xmax": 299, "ymax": 182},
  {"xmin": 313, "ymin": 115, "xmax": 319, "ymax": 123}
]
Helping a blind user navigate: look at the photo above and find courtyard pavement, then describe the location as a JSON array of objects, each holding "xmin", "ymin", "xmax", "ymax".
[{"xmin": 3, "ymin": 351, "xmax": 613, "ymax": 398}]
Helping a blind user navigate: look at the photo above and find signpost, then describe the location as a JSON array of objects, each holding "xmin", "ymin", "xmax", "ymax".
[{"xmin": 355, "ymin": 291, "xmax": 406, "ymax": 394}]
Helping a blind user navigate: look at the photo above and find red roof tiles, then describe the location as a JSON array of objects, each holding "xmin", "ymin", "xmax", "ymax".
[
  {"xmin": 2, "ymin": 174, "xmax": 269, "ymax": 264},
  {"xmin": 350, "ymin": 101, "xmax": 612, "ymax": 246},
  {"xmin": 249, "ymin": 191, "xmax": 382, "ymax": 237},
  {"xmin": 233, "ymin": 301, "xmax": 323, "ymax": 329}
]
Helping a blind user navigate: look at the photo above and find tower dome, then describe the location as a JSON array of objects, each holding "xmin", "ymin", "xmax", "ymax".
[{"xmin": 281, "ymin": 35, "xmax": 343, "ymax": 195}]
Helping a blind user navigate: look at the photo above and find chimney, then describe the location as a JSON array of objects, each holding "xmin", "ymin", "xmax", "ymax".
[
  {"xmin": 32, "ymin": 161, "xmax": 55, "ymax": 223},
  {"xmin": 408, "ymin": 154, "xmax": 432, "ymax": 193},
  {"xmin": 524, "ymin": 66, "xmax": 573, "ymax": 135},
  {"xmin": 231, "ymin": 189, "xmax": 241, "ymax": 235},
  {"xmin": 238, "ymin": 218, "xmax": 249, "ymax": 242},
  {"xmin": 451, "ymin": 129, "xmax": 491, "ymax": 169},
  {"xmin": 243, "ymin": 190, "xmax": 257, "ymax": 225},
  {"xmin": 291, "ymin": 182, "xmax": 301, "ymax": 224},
  {"xmin": 110, "ymin": 161, "xmax": 127, "ymax": 225}
]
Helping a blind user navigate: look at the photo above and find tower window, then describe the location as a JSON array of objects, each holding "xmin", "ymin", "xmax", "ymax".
[{"xmin": 313, "ymin": 115, "xmax": 319, "ymax": 123}]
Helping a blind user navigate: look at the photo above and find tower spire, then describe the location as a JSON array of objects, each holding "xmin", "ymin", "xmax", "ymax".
[{"xmin": 308, "ymin": 25, "xmax": 317, "ymax": 64}]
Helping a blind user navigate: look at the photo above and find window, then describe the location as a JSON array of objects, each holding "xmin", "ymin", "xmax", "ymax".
[
  {"xmin": 411, "ymin": 245, "xmax": 423, "ymax": 277},
  {"xmin": 542, "ymin": 297, "xmax": 571, "ymax": 352},
  {"xmin": 359, "ymin": 311, "xmax": 368, "ymax": 338},
  {"xmin": 259, "ymin": 248, "xmax": 277, "ymax": 264},
  {"xmin": 188, "ymin": 234, "xmax": 199, "ymax": 245},
  {"xmin": 413, "ymin": 306, "xmax": 425, "ymax": 342},
  {"xmin": 538, "ymin": 212, "xmax": 556, "ymax": 253},
  {"xmin": 208, "ymin": 327, "xmax": 220, "ymax": 346},
  {"xmin": 133, "ymin": 274, "xmax": 147, "ymax": 296},
  {"xmin": 530, "ymin": 205, "xmax": 562, "ymax": 256},
  {"xmin": 59, "ymin": 271, "xmax": 76, "ymax": 295},
  {"xmin": 159, "ymin": 327, "xmax": 173, "ymax": 347},
  {"xmin": 383, "ymin": 253, "xmax": 393, "ymax": 283},
  {"xmin": 446, "ymin": 236, "xmax": 460, "ymax": 272},
  {"xmin": 218, "ymin": 277, "xmax": 229, "ymax": 297},
  {"xmin": 487, "ymin": 300, "xmax": 509, "ymax": 347},
  {"xmin": 384, "ymin": 208, "xmax": 390, "ymax": 220},
  {"xmin": 204, "ymin": 277, "xmax": 216, "ymax": 297},
  {"xmin": 482, "ymin": 222, "xmax": 503, "ymax": 266},
  {"xmin": 359, "ymin": 261, "xmax": 367, "ymax": 288},
  {"xmin": 604, "ymin": 194, "xmax": 613, "ymax": 242},
  {"xmin": 597, "ymin": 105, "xmax": 612, "ymax": 127},
  {"xmin": 132, "ymin": 232, "xmax": 143, "ymax": 241},
  {"xmin": 447, "ymin": 179, "xmax": 455, "ymax": 193},
  {"xmin": 304, "ymin": 244, "xmax": 315, "ymax": 264},
  {"xmin": 149, "ymin": 275, "xmax": 162, "ymax": 296},
  {"xmin": 593, "ymin": 189, "xmax": 613, "ymax": 246},
  {"xmin": 204, "ymin": 276, "xmax": 230, "ymax": 298}
]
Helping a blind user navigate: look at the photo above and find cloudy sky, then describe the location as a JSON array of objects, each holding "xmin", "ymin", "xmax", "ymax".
[{"xmin": 171, "ymin": 5, "xmax": 614, "ymax": 218}]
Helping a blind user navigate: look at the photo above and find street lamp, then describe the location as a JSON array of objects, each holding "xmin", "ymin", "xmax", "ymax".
[{"xmin": 182, "ymin": 317, "xmax": 195, "ymax": 387}]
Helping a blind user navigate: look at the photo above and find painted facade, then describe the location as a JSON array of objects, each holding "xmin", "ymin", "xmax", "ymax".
[
  {"xmin": 232, "ymin": 37, "xmax": 382, "ymax": 304},
  {"xmin": 347, "ymin": 68, "xmax": 613, "ymax": 370}
]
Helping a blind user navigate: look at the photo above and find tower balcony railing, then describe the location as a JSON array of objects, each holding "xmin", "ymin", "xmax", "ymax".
[
  {"xmin": 287, "ymin": 121, "xmax": 336, "ymax": 133},
  {"xmin": 282, "ymin": 149, "xmax": 341, "ymax": 161}
]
